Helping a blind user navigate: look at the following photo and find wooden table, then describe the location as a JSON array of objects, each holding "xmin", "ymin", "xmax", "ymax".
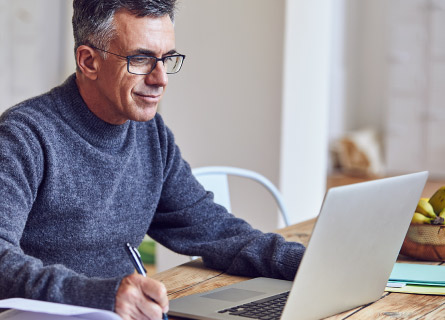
[{"xmin": 152, "ymin": 219, "xmax": 445, "ymax": 319}]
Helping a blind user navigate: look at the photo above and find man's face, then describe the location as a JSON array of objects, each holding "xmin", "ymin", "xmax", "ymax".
[{"xmin": 94, "ymin": 11, "xmax": 175, "ymax": 124}]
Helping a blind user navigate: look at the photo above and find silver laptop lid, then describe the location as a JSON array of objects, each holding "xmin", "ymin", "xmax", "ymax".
[{"xmin": 282, "ymin": 171, "xmax": 428, "ymax": 319}]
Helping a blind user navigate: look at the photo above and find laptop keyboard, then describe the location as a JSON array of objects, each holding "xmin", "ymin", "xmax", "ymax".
[{"xmin": 217, "ymin": 291, "xmax": 289, "ymax": 320}]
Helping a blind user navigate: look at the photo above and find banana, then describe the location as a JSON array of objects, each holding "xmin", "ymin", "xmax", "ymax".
[
  {"xmin": 429, "ymin": 186, "xmax": 445, "ymax": 214},
  {"xmin": 411, "ymin": 212, "xmax": 432, "ymax": 224},
  {"xmin": 415, "ymin": 199, "xmax": 437, "ymax": 219}
]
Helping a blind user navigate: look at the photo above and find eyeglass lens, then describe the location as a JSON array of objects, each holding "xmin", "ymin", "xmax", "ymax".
[{"xmin": 128, "ymin": 56, "xmax": 184, "ymax": 75}]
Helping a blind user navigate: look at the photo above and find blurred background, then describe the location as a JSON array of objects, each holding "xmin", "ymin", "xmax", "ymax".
[{"xmin": 1, "ymin": 0, "xmax": 444, "ymax": 271}]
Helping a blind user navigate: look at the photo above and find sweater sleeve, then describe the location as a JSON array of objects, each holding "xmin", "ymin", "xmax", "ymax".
[
  {"xmin": 148, "ymin": 124, "xmax": 305, "ymax": 281},
  {"xmin": 0, "ymin": 115, "xmax": 121, "ymax": 310}
]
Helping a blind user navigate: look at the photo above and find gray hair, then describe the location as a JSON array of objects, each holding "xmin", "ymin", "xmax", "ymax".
[{"xmin": 72, "ymin": 0, "xmax": 177, "ymax": 58}]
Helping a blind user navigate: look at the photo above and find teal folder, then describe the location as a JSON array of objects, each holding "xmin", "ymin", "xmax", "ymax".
[{"xmin": 389, "ymin": 263, "xmax": 445, "ymax": 285}]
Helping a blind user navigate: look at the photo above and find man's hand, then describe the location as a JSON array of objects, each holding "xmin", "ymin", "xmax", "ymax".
[{"xmin": 115, "ymin": 273, "xmax": 169, "ymax": 320}]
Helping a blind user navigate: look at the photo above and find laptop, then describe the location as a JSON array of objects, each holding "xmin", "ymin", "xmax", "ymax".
[{"xmin": 169, "ymin": 171, "xmax": 428, "ymax": 320}]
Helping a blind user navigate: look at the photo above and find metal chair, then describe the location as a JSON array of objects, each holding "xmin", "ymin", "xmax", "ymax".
[{"xmin": 192, "ymin": 166, "xmax": 290, "ymax": 226}]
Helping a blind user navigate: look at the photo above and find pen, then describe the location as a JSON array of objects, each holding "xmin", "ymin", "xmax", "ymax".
[{"xmin": 125, "ymin": 243, "xmax": 168, "ymax": 320}]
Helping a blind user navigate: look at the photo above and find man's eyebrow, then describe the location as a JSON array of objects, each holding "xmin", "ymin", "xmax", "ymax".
[
  {"xmin": 129, "ymin": 48, "xmax": 178, "ymax": 56},
  {"xmin": 166, "ymin": 49, "xmax": 179, "ymax": 55}
]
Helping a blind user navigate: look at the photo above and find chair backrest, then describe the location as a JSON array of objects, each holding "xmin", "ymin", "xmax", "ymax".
[{"xmin": 192, "ymin": 166, "xmax": 290, "ymax": 226}]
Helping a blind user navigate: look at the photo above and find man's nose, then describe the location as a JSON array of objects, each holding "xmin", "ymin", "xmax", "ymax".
[{"xmin": 145, "ymin": 61, "xmax": 168, "ymax": 87}]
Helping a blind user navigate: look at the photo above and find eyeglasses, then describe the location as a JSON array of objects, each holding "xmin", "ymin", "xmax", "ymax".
[{"xmin": 90, "ymin": 46, "xmax": 185, "ymax": 75}]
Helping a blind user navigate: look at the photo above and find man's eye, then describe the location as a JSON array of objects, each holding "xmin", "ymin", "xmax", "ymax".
[{"xmin": 130, "ymin": 57, "xmax": 151, "ymax": 66}]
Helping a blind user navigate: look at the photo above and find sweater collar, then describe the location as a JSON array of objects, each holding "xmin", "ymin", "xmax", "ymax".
[{"xmin": 52, "ymin": 74, "xmax": 132, "ymax": 151}]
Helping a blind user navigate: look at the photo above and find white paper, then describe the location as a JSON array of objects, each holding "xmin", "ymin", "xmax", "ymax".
[
  {"xmin": 0, "ymin": 298, "xmax": 122, "ymax": 320},
  {"xmin": 386, "ymin": 282, "xmax": 407, "ymax": 288}
]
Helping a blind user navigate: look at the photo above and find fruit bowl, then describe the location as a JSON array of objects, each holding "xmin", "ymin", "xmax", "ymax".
[{"xmin": 400, "ymin": 223, "xmax": 445, "ymax": 261}]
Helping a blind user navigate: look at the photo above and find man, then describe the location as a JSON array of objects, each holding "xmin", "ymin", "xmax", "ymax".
[{"xmin": 0, "ymin": 0, "xmax": 305, "ymax": 319}]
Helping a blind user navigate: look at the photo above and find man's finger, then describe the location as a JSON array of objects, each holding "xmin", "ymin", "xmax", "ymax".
[
  {"xmin": 139, "ymin": 277, "xmax": 169, "ymax": 312},
  {"xmin": 136, "ymin": 298, "xmax": 164, "ymax": 320}
]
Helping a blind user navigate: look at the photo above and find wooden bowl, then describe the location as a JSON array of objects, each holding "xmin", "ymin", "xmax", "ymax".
[{"xmin": 400, "ymin": 224, "xmax": 445, "ymax": 261}]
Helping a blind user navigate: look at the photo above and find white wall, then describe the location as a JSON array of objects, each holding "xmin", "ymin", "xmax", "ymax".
[
  {"xmin": 0, "ymin": 0, "xmax": 73, "ymax": 113},
  {"xmin": 280, "ymin": 0, "xmax": 334, "ymax": 224},
  {"xmin": 157, "ymin": 0, "xmax": 287, "ymax": 271},
  {"xmin": 341, "ymin": 0, "xmax": 388, "ymax": 133},
  {"xmin": 160, "ymin": 0, "xmax": 285, "ymax": 231},
  {"xmin": 384, "ymin": 0, "xmax": 445, "ymax": 177},
  {"xmin": 336, "ymin": 0, "xmax": 445, "ymax": 178}
]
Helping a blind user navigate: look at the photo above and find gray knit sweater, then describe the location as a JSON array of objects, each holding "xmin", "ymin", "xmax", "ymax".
[{"xmin": 0, "ymin": 74, "xmax": 305, "ymax": 311}]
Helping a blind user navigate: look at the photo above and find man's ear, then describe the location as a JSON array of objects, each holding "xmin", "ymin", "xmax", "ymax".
[{"xmin": 76, "ymin": 45, "xmax": 100, "ymax": 80}]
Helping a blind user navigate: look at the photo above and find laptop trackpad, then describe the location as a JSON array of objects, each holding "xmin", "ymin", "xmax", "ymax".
[{"xmin": 201, "ymin": 288, "xmax": 266, "ymax": 302}]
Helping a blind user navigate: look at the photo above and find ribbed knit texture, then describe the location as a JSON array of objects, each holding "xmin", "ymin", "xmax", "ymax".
[{"xmin": 0, "ymin": 74, "xmax": 305, "ymax": 311}]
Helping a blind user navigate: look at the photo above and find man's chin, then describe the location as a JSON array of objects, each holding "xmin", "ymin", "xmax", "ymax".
[{"xmin": 132, "ymin": 106, "xmax": 158, "ymax": 122}]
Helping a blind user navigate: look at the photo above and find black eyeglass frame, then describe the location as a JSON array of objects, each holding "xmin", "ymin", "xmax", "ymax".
[{"xmin": 90, "ymin": 45, "xmax": 186, "ymax": 75}]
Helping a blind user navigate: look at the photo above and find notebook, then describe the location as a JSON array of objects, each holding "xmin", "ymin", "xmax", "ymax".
[
  {"xmin": 385, "ymin": 262, "xmax": 445, "ymax": 295},
  {"xmin": 0, "ymin": 298, "xmax": 122, "ymax": 320},
  {"xmin": 388, "ymin": 262, "xmax": 445, "ymax": 285},
  {"xmin": 168, "ymin": 171, "xmax": 428, "ymax": 320}
]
